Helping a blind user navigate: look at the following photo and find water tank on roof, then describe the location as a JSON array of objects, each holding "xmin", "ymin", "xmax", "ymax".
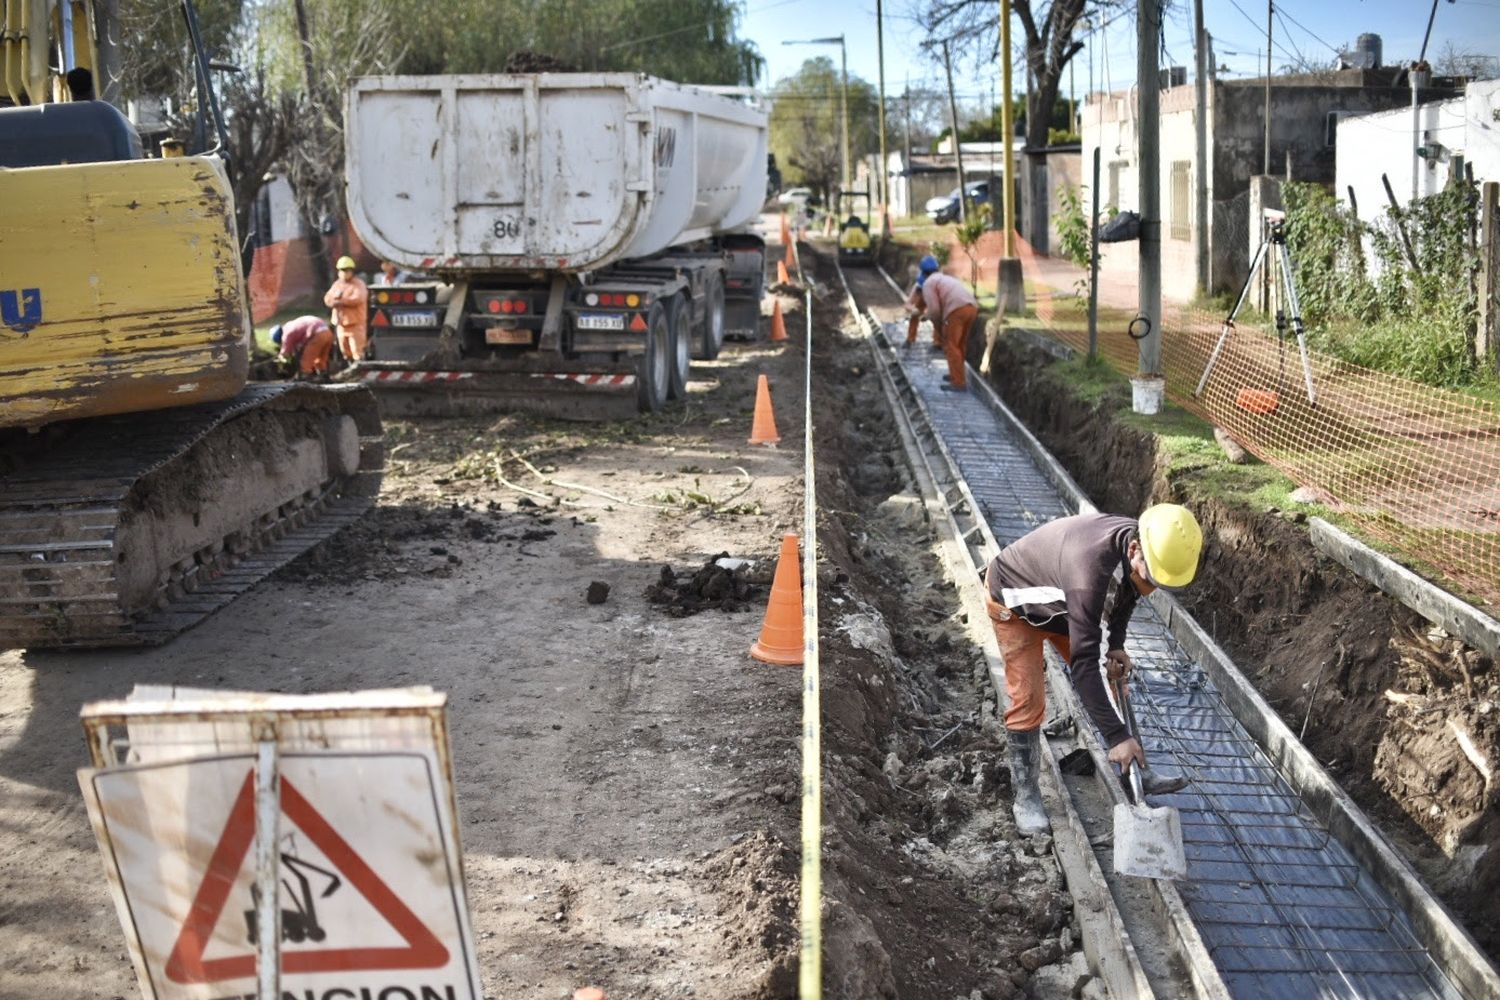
[{"xmin": 1355, "ymin": 33, "xmax": 1382, "ymax": 70}]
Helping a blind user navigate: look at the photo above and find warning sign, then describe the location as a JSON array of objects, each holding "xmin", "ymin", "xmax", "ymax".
[{"xmin": 78, "ymin": 688, "xmax": 481, "ymax": 1000}]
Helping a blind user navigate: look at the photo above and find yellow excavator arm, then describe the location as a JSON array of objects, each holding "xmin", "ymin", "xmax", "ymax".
[{"xmin": 2, "ymin": 0, "xmax": 96, "ymax": 105}]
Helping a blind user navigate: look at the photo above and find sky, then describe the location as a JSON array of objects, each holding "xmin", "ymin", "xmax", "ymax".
[{"xmin": 741, "ymin": 0, "xmax": 1500, "ymax": 111}]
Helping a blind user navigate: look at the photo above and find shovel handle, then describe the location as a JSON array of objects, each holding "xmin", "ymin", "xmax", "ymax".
[{"xmin": 1127, "ymin": 760, "xmax": 1146, "ymax": 806}]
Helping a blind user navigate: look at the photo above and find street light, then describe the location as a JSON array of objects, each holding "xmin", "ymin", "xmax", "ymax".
[{"xmin": 783, "ymin": 35, "xmax": 851, "ymax": 194}]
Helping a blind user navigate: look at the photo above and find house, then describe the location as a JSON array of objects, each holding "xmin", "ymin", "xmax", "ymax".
[
  {"xmin": 1336, "ymin": 78, "xmax": 1500, "ymax": 227},
  {"xmin": 1080, "ymin": 67, "xmax": 1459, "ymax": 302},
  {"xmin": 883, "ymin": 139, "xmax": 1024, "ymax": 220}
]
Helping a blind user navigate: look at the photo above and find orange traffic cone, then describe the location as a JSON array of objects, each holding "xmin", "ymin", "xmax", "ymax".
[
  {"xmin": 776, "ymin": 259, "xmax": 791, "ymax": 285},
  {"xmin": 751, "ymin": 533, "xmax": 804, "ymax": 665},
  {"xmin": 748, "ymin": 374, "xmax": 781, "ymax": 445},
  {"xmin": 769, "ymin": 299, "xmax": 788, "ymax": 342},
  {"xmin": 780, "ymin": 213, "xmax": 792, "ymax": 246}
]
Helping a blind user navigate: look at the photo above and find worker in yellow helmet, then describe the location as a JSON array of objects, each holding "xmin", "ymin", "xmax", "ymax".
[
  {"xmin": 324, "ymin": 255, "xmax": 370, "ymax": 362},
  {"xmin": 982, "ymin": 504, "xmax": 1203, "ymax": 836}
]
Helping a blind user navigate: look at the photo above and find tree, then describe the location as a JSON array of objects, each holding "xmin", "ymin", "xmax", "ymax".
[
  {"xmin": 1435, "ymin": 42, "xmax": 1498, "ymax": 80},
  {"xmin": 918, "ymin": 0, "xmax": 1117, "ymax": 150},
  {"xmin": 391, "ymin": 0, "xmax": 761, "ymax": 84},
  {"xmin": 768, "ymin": 57, "xmax": 880, "ymax": 202}
]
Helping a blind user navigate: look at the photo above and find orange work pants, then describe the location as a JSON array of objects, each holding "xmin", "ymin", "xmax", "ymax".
[
  {"xmin": 986, "ymin": 589, "xmax": 1071, "ymax": 732},
  {"xmin": 941, "ymin": 304, "xmax": 978, "ymax": 388},
  {"xmin": 298, "ymin": 327, "xmax": 335, "ymax": 375},
  {"xmin": 906, "ymin": 311, "xmax": 943, "ymax": 349},
  {"xmin": 336, "ymin": 324, "xmax": 368, "ymax": 362}
]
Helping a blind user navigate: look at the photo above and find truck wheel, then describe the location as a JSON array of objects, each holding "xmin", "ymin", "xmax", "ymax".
[
  {"xmin": 636, "ymin": 303, "xmax": 670, "ymax": 413},
  {"xmin": 697, "ymin": 272, "xmax": 725, "ymax": 361},
  {"xmin": 667, "ymin": 295, "xmax": 691, "ymax": 400}
]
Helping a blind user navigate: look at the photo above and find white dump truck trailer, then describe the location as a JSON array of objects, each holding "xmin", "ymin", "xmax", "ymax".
[{"xmin": 342, "ymin": 73, "xmax": 769, "ymax": 417}]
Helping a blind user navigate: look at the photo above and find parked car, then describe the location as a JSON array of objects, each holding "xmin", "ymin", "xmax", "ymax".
[
  {"xmin": 777, "ymin": 186, "xmax": 813, "ymax": 207},
  {"xmin": 927, "ymin": 180, "xmax": 992, "ymax": 224}
]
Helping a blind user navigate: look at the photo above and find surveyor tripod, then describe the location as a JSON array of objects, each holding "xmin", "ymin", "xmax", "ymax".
[{"xmin": 1193, "ymin": 217, "xmax": 1317, "ymax": 408}]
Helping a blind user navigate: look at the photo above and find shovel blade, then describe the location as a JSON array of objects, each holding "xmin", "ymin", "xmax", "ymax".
[{"xmin": 1113, "ymin": 802, "xmax": 1187, "ymax": 880}]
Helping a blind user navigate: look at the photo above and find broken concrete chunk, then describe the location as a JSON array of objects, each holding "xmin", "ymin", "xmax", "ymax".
[{"xmin": 586, "ymin": 581, "xmax": 611, "ymax": 604}]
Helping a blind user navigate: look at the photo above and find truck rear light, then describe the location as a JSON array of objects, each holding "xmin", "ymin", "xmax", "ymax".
[{"xmin": 486, "ymin": 300, "xmax": 501, "ymax": 313}]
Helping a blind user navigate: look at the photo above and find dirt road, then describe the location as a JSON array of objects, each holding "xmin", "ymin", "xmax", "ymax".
[{"xmin": 1, "ymin": 247, "xmax": 1104, "ymax": 1000}]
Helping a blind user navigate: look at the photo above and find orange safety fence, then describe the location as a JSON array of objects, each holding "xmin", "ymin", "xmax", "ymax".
[{"xmin": 991, "ymin": 231, "xmax": 1500, "ymax": 613}]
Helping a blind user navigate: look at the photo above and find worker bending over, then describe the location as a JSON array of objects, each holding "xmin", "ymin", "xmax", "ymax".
[
  {"xmin": 984, "ymin": 505, "xmax": 1203, "ymax": 836},
  {"xmin": 270, "ymin": 316, "xmax": 334, "ymax": 380},
  {"xmin": 904, "ymin": 260, "xmax": 942, "ymax": 353},
  {"xmin": 324, "ymin": 255, "xmax": 370, "ymax": 362},
  {"xmin": 904, "ymin": 255, "xmax": 977, "ymax": 392}
]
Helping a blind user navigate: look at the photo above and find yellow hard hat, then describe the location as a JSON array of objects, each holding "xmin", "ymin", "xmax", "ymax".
[
  {"xmin": 1137, "ymin": 503, "xmax": 1202, "ymax": 588},
  {"xmin": 336, "ymin": 255, "xmax": 357, "ymax": 271}
]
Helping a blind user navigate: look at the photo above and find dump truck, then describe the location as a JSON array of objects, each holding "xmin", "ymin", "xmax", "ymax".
[
  {"xmin": 0, "ymin": 0, "xmax": 383, "ymax": 649},
  {"xmin": 342, "ymin": 73, "xmax": 769, "ymax": 417}
]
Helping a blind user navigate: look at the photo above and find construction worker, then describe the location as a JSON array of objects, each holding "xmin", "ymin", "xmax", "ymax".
[
  {"xmin": 983, "ymin": 504, "xmax": 1203, "ymax": 836},
  {"xmin": 904, "ymin": 255, "xmax": 944, "ymax": 352},
  {"xmin": 324, "ymin": 255, "xmax": 370, "ymax": 362},
  {"xmin": 378, "ymin": 260, "xmax": 413, "ymax": 285},
  {"xmin": 270, "ymin": 316, "xmax": 335, "ymax": 380},
  {"xmin": 908, "ymin": 258, "xmax": 978, "ymax": 392}
]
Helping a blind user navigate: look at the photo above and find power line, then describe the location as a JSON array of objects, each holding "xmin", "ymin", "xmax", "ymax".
[{"xmin": 1274, "ymin": 7, "xmax": 1341, "ymax": 55}]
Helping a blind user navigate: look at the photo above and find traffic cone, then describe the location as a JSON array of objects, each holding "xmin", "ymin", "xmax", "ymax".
[
  {"xmin": 776, "ymin": 259, "xmax": 791, "ymax": 285},
  {"xmin": 748, "ymin": 374, "xmax": 781, "ymax": 445},
  {"xmin": 751, "ymin": 533, "xmax": 804, "ymax": 665},
  {"xmin": 769, "ymin": 299, "xmax": 788, "ymax": 342},
  {"xmin": 780, "ymin": 213, "xmax": 792, "ymax": 246}
]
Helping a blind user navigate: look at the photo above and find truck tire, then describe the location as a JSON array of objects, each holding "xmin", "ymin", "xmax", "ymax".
[
  {"xmin": 636, "ymin": 302, "xmax": 670, "ymax": 413},
  {"xmin": 667, "ymin": 295, "xmax": 691, "ymax": 400},
  {"xmin": 697, "ymin": 272, "xmax": 726, "ymax": 361}
]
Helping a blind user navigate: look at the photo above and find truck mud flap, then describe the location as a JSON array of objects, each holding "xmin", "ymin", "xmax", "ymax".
[{"xmin": 351, "ymin": 369, "xmax": 641, "ymax": 421}]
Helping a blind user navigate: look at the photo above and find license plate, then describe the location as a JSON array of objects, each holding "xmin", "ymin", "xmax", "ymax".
[
  {"xmin": 484, "ymin": 326, "xmax": 532, "ymax": 345},
  {"xmin": 391, "ymin": 310, "xmax": 438, "ymax": 328},
  {"xmin": 576, "ymin": 313, "xmax": 625, "ymax": 331}
]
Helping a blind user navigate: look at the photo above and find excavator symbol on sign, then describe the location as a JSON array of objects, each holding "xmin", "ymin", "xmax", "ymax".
[{"xmin": 244, "ymin": 847, "xmax": 343, "ymax": 945}]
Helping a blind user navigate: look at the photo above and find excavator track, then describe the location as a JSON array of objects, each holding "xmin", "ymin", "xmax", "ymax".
[{"xmin": 0, "ymin": 384, "xmax": 383, "ymax": 649}]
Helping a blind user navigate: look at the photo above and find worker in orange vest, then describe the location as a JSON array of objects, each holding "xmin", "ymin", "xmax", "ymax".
[{"xmin": 324, "ymin": 255, "xmax": 370, "ymax": 362}]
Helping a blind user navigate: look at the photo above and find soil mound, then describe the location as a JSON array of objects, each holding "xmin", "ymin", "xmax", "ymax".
[{"xmin": 644, "ymin": 554, "xmax": 758, "ymax": 616}]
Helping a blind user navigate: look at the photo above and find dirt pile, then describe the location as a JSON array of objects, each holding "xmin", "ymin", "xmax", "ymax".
[
  {"xmin": 982, "ymin": 331, "xmax": 1500, "ymax": 959},
  {"xmin": 644, "ymin": 555, "xmax": 761, "ymax": 617},
  {"xmin": 805, "ymin": 256, "xmax": 1087, "ymax": 998}
]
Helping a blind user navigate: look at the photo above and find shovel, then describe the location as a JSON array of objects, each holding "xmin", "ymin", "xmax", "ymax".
[{"xmin": 1111, "ymin": 677, "xmax": 1188, "ymax": 880}]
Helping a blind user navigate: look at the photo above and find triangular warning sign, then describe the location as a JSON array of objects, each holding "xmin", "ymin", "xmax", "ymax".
[
  {"xmin": 372, "ymin": 309, "xmax": 390, "ymax": 327},
  {"xmin": 164, "ymin": 770, "xmax": 449, "ymax": 983}
]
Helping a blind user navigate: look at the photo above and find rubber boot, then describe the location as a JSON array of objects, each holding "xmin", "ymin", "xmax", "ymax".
[{"xmin": 1007, "ymin": 728, "xmax": 1051, "ymax": 836}]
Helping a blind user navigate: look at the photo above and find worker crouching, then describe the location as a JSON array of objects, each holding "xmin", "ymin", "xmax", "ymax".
[
  {"xmin": 270, "ymin": 316, "xmax": 335, "ymax": 381},
  {"xmin": 904, "ymin": 255, "xmax": 977, "ymax": 391},
  {"xmin": 984, "ymin": 504, "xmax": 1203, "ymax": 836}
]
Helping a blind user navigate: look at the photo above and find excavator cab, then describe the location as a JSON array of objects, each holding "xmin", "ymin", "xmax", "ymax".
[
  {"xmin": 0, "ymin": 0, "xmax": 250, "ymax": 428},
  {"xmin": 0, "ymin": 1, "xmax": 383, "ymax": 650}
]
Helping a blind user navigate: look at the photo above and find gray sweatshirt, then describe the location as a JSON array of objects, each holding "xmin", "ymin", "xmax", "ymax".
[{"xmin": 985, "ymin": 513, "xmax": 1139, "ymax": 747}]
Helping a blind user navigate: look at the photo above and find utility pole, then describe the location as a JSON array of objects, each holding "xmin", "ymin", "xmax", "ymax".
[
  {"xmin": 1194, "ymin": 0, "xmax": 1210, "ymax": 293},
  {"xmin": 876, "ymin": 0, "xmax": 890, "ymax": 234},
  {"xmin": 942, "ymin": 40, "xmax": 968, "ymax": 224},
  {"xmin": 839, "ymin": 39, "xmax": 851, "ymax": 194},
  {"xmin": 904, "ymin": 79, "xmax": 913, "ymax": 188},
  {"xmin": 1000, "ymin": 0, "xmax": 1016, "ymax": 256},
  {"xmin": 1138, "ymin": 0, "xmax": 1163, "ymax": 383},
  {"xmin": 1413, "ymin": 0, "xmax": 1442, "ymax": 203},
  {"xmin": 994, "ymin": 0, "xmax": 1024, "ymax": 314},
  {"xmin": 1263, "ymin": 0, "xmax": 1272, "ymax": 176}
]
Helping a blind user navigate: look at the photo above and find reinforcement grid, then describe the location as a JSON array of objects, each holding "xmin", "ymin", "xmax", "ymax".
[
  {"xmin": 924, "ymin": 227, "xmax": 1500, "ymax": 613},
  {"xmin": 883, "ymin": 324, "xmax": 1463, "ymax": 1000}
]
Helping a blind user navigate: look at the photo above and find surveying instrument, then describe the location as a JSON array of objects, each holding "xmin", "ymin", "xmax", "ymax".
[{"xmin": 1194, "ymin": 212, "xmax": 1317, "ymax": 409}]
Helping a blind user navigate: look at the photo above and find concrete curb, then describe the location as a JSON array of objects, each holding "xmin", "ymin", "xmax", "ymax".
[{"xmin": 1310, "ymin": 516, "xmax": 1500, "ymax": 660}]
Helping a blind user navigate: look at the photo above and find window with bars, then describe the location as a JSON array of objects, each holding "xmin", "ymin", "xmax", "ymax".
[{"xmin": 1169, "ymin": 161, "xmax": 1191, "ymax": 241}]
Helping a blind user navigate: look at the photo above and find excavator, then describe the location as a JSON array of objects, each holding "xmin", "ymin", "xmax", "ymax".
[{"xmin": 0, "ymin": 0, "xmax": 383, "ymax": 649}]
